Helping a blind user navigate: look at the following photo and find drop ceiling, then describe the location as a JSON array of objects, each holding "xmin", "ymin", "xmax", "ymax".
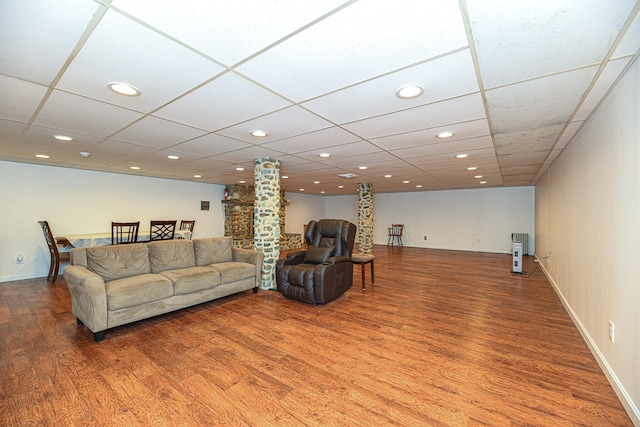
[{"xmin": 1, "ymin": 0, "xmax": 638, "ymax": 195}]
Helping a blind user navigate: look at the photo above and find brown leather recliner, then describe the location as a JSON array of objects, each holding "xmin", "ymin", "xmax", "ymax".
[{"xmin": 276, "ymin": 219, "xmax": 356, "ymax": 304}]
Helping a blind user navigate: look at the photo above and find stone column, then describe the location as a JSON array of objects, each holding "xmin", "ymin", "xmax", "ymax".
[
  {"xmin": 254, "ymin": 157, "xmax": 281, "ymax": 289},
  {"xmin": 358, "ymin": 182, "xmax": 373, "ymax": 254}
]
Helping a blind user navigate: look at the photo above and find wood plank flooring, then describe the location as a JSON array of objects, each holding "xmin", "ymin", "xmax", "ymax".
[{"xmin": 0, "ymin": 246, "xmax": 632, "ymax": 426}]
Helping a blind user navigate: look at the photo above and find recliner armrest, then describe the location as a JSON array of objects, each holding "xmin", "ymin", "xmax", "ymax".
[{"xmin": 325, "ymin": 255, "xmax": 351, "ymax": 264}]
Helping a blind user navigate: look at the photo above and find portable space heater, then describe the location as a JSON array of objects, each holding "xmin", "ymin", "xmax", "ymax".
[{"xmin": 511, "ymin": 241, "xmax": 524, "ymax": 274}]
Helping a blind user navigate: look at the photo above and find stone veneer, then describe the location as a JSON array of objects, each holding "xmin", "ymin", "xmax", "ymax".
[
  {"xmin": 254, "ymin": 157, "xmax": 280, "ymax": 289},
  {"xmin": 357, "ymin": 182, "xmax": 373, "ymax": 254}
]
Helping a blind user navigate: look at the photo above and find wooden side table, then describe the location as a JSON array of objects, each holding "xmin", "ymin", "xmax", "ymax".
[{"xmin": 351, "ymin": 253, "xmax": 375, "ymax": 290}]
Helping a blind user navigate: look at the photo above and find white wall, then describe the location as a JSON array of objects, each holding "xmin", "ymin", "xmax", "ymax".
[
  {"xmin": 0, "ymin": 162, "xmax": 225, "ymax": 282},
  {"xmin": 535, "ymin": 58, "xmax": 639, "ymax": 423},
  {"xmin": 373, "ymin": 187, "xmax": 534, "ymax": 253},
  {"xmin": 283, "ymin": 192, "xmax": 328, "ymax": 235}
]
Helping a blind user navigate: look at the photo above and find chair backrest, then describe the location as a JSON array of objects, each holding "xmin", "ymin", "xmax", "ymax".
[
  {"xmin": 390, "ymin": 224, "xmax": 404, "ymax": 236},
  {"xmin": 179, "ymin": 220, "xmax": 195, "ymax": 232},
  {"xmin": 38, "ymin": 220, "xmax": 59, "ymax": 256},
  {"xmin": 150, "ymin": 220, "xmax": 177, "ymax": 241},
  {"xmin": 305, "ymin": 219, "xmax": 357, "ymax": 257},
  {"xmin": 111, "ymin": 221, "xmax": 140, "ymax": 244}
]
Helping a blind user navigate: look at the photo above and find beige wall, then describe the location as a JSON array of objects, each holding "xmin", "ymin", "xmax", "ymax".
[{"xmin": 535, "ymin": 58, "xmax": 639, "ymax": 423}]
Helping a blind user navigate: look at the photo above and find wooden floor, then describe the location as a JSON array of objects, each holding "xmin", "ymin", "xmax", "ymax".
[{"xmin": 0, "ymin": 246, "xmax": 632, "ymax": 426}]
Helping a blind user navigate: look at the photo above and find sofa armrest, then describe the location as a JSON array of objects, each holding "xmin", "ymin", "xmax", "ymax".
[
  {"xmin": 63, "ymin": 265, "xmax": 108, "ymax": 334},
  {"xmin": 232, "ymin": 248, "xmax": 264, "ymax": 288}
]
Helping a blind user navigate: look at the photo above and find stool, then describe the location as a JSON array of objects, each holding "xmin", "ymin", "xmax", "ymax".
[{"xmin": 351, "ymin": 253, "xmax": 375, "ymax": 290}]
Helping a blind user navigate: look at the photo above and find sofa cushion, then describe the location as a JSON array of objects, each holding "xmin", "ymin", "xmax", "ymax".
[
  {"xmin": 194, "ymin": 237, "xmax": 233, "ymax": 266},
  {"xmin": 160, "ymin": 266, "xmax": 221, "ymax": 295},
  {"xmin": 87, "ymin": 243, "xmax": 150, "ymax": 282},
  {"xmin": 208, "ymin": 262, "xmax": 256, "ymax": 284},
  {"xmin": 106, "ymin": 274, "xmax": 173, "ymax": 310},
  {"xmin": 303, "ymin": 245, "xmax": 334, "ymax": 264},
  {"xmin": 148, "ymin": 240, "xmax": 196, "ymax": 273}
]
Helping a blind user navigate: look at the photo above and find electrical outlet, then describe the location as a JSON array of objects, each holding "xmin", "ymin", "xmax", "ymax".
[
  {"xmin": 609, "ymin": 320, "xmax": 615, "ymax": 343},
  {"xmin": 423, "ymin": 236, "xmax": 427, "ymax": 240},
  {"xmin": 16, "ymin": 254, "xmax": 24, "ymax": 264}
]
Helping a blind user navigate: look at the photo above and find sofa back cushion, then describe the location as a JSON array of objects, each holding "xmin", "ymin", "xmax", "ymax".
[
  {"xmin": 148, "ymin": 239, "xmax": 196, "ymax": 273},
  {"xmin": 194, "ymin": 237, "xmax": 233, "ymax": 266},
  {"xmin": 87, "ymin": 243, "xmax": 150, "ymax": 282}
]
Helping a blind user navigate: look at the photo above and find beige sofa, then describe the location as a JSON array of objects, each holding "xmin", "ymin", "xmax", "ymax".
[{"xmin": 63, "ymin": 237, "xmax": 263, "ymax": 342}]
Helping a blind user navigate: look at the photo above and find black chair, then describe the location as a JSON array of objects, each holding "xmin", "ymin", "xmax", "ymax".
[
  {"xmin": 179, "ymin": 220, "xmax": 195, "ymax": 239},
  {"xmin": 150, "ymin": 220, "xmax": 176, "ymax": 241},
  {"xmin": 38, "ymin": 220, "xmax": 71, "ymax": 283},
  {"xmin": 111, "ymin": 222, "xmax": 139, "ymax": 245},
  {"xmin": 276, "ymin": 219, "xmax": 356, "ymax": 304}
]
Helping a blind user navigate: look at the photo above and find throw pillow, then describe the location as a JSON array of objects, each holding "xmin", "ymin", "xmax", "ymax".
[{"xmin": 303, "ymin": 245, "xmax": 335, "ymax": 264}]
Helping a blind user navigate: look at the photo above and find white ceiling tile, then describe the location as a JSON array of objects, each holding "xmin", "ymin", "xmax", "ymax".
[
  {"xmin": 211, "ymin": 145, "xmax": 290, "ymax": 164},
  {"xmin": 390, "ymin": 135, "xmax": 494, "ymax": 159},
  {"xmin": 261, "ymin": 127, "xmax": 361, "ymax": 154},
  {"xmin": 170, "ymin": 134, "xmax": 252, "ymax": 157},
  {"xmin": 0, "ymin": 0, "xmax": 100, "ymax": 85},
  {"xmin": 612, "ymin": 12, "xmax": 640, "ymax": 58},
  {"xmin": 574, "ymin": 57, "xmax": 631, "ymax": 121},
  {"xmin": 216, "ymin": 106, "xmax": 334, "ymax": 143},
  {"xmin": 294, "ymin": 140, "xmax": 382, "ymax": 162},
  {"xmin": 33, "ymin": 90, "xmax": 143, "ymax": 137},
  {"xmin": 468, "ymin": 0, "xmax": 637, "ymax": 88},
  {"xmin": 371, "ymin": 119, "xmax": 490, "ymax": 151},
  {"xmin": 111, "ymin": 116, "xmax": 207, "ymax": 149},
  {"xmin": 56, "ymin": 9, "xmax": 224, "ymax": 113},
  {"xmin": 237, "ymin": 0, "xmax": 468, "ymax": 101},
  {"xmin": 494, "ymin": 125, "xmax": 565, "ymax": 155},
  {"xmin": 486, "ymin": 66, "xmax": 597, "ymax": 134},
  {"xmin": 0, "ymin": 119, "xmax": 27, "ymax": 146},
  {"xmin": 111, "ymin": 0, "xmax": 348, "ymax": 66},
  {"xmin": 153, "ymin": 72, "xmax": 291, "ymax": 131},
  {"xmin": 302, "ymin": 49, "xmax": 480, "ymax": 124},
  {"xmin": 89, "ymin": 140, "xmax": 157, "ymax": 159},
  {"xmin": 343, "ymin": 93, "xmax": 487, "ymax": 139},
  {"xmin": 0, "ymin": 76, "xmax": 48, "ymax": 122}
]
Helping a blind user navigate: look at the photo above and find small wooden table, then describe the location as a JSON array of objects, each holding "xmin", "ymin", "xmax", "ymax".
[{"xmin": 351, "ymin": 253, "xmax": 375, "ymax": 290}]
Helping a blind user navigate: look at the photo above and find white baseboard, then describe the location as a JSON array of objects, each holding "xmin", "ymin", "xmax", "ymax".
[{"xmin": 537, "ymin": 259, "xmax": 639, "ymax": 426}]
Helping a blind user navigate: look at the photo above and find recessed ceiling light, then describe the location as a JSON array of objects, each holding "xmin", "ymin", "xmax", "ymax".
[
  {"xmin": 319, "ymin": 153, "xmax": 331, "ymax": 158},
  {"xmin": 239, "ymin": 180, "xmax": 246, "ymax": 184},
  {"xmin": 108, "ymin": 82, "xmax": 141, "ymax": 96},
  {"xmin": 396, "ymin": 84, "xmax": 424, "ymax": 99},
  {"xmin": 474, "ymin": 175, "xmax": 483, "ymax": 179},
  {"xmin": 299, "ymin": 188, "xmax": 305, "ymax": 191},
  {"xmin": 314, "ymin": 181, "xmax": 320, "ymax": 184},
  {"xmin": 403, "ymin": 180, "xmax": 410, "ymax": 184},
  {"xmin": 338, "ymin": 185, "xmax": 344, "ymax": 189},
  {"xmin": 437, "ymin": 131, "xmax": 455, "ymax": 139},
  {"xmin": 194, "ymin": 174, "xmax": 201, "ymax": 178},
  {"xmin": 130, "ymin": 166, "xmax": 140, "ymax": 170},
  {"xmin": 358, "ymin": 166, "xmax": 368, "ymax": 170},
  {"xmin": 282, "ymin": 175, "xmax": 289, "ymax": 179},
  {"xmin": 250, "ymin": 130, "xmax": 268, "ymax": 137},
  {"xmin": 480, "ymin": 181, "xmax": 487, "ymax": 184},
  {"xmin": 235, "ymin": 167, "xmax": 245, "ymax": 171},
  {"xmin": 455, "ymin": 153, "xmax": 468, "ymax": 159},
  {"xmin": 467, "ymin": 166, "xmax": 477, "ymax": 171},
  {"xmin": 320, "ymin": 191, "xmax": 326, "ymax": 194},
  {"xmin": 416, "ymin": 185, "xmax": 423, "ymax": 188},
  {"xmin": 78, "ymin": 151, "xmax": 90, "ymax": 158},
  {"xmin": 167, "ymin": 155, "xmax": 179, "ymax": 160},
  {"xmin": 52, "ymin": 134, "xmax": 73, "ymax": 142},
  {"xmin": 35, "ymin": 154, "xmax": 49, "ymax": 159},
  {"xmin": 384, "ymin": 174, "xmax": 392, "ymax": 178}
]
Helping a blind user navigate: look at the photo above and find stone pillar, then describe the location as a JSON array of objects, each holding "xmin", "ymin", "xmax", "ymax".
[
  {"xmin": 254, "ymin": 157, "xmax": 281, "ymax": 289},
  {"xmin": 358, "ymin": 182, "xmax": 373, "ymax": 254}
]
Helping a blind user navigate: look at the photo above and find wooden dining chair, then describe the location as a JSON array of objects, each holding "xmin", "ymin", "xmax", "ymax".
[
  {"xmin": 387, "ymin": 224, "xmax": 404, "ymax": 247},
  {"xmin": 38, "ymin": 220, "xmax": 71, "ymax": 283},
  {"xmin": 111, "ymin": 221, "xmax": 140, "ymax": 245},
  {"xmin": 150, "ymin": 220, "xmax": 177, "ymax": 241},
  {"xmin": 178, "ymin": 220, "xmax": 195, "ymax": 239}
]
